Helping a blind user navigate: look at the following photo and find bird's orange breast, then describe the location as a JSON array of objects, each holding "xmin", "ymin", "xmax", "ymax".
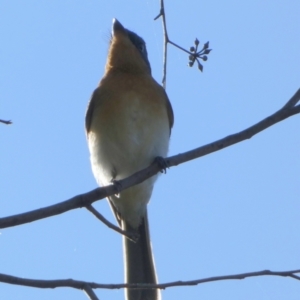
[
  {"xmin": 87, "ymin": 71, "xmax": 171, "ymax": 226},
  {"xmin": 88, "ymin": 71, "xmax": 170, "ymax": 180}
]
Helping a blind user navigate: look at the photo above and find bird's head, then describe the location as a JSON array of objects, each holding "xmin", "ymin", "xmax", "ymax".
[{"xmin": 105, "ymin": 19, "xmax": 151, "ymax": 75}]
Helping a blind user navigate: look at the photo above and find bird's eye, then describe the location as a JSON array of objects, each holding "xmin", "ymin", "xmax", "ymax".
[{"xmin": 138, "ymin": 43, "xmax": 145, "ymax": 53}]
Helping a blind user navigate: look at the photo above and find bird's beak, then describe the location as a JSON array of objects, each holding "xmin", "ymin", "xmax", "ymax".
[{"xmin": 112, "ymin": 18, "xmax": 125, "ymax": 36}]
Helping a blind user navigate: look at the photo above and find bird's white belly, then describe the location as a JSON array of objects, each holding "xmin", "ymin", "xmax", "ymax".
[{"xmin": 88, "ymin": 95, "xmax": 170, "ymax": 227}]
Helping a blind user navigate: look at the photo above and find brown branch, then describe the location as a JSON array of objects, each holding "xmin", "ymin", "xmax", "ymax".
[
  {"xmin": 0, "ymin": 119, "xmax": 12, "ymax": 125},
  {"xmin": 0, "ymin": 89, "xmax": 299, "ymax": 230},
  {"xmin": 0, "ymin": 269, "xmax": 299, "ymax": 291}
]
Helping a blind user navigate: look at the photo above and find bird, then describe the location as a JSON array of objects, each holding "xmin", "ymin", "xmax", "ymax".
[{"xmin": 85, "ymin": 19, "xmax": 174, "ymax": 300}]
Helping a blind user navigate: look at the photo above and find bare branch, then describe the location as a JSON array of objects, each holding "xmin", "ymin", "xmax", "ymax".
[
  {"xmin": 0, "ymin": 89, "xmax": 299, "ymax": 230},
  {"xmin": 167, "ymin": 89, "xmax": 300, "ymax": 166},
  {"xmin": 0, "ymin": 187, "xmax": 112, "ymax": 228},
  {"xmin": 83, "ymin": 284, "xmax": 100, "ymax": 300},
  {"xmin": 0, "ymin": 269, "xmax": 299, "ymax": 291},
  {"xmin": 282, "ymin": 88, "xmax": 300, "ymax": 108},
  {"xmin": 86, "ymin": 205, "xmax": 138, "ymax": 242},
  {"xmin": 154, "ymin": 0, "xmax": 211, "ymax": 86},
  {"xmin": 154, "ymin": 0, "xmax": 168, "ymax": 88},
  {"xmin": 0, "ymin": 119, "xmax": 12, "ymax": 125},
  {"xmin": 155, "ymin": 269, "xmax": 300, "ymax": 289}
]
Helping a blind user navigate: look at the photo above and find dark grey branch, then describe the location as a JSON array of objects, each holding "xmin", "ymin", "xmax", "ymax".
[
  {"xmin": 154, "ymin": 0, "xmax": 168, "ymax": 88},
  {"xmin": 0, "ymin": 119, "xmax": 12, "ymax": 125},
  {"xmin": 0, "ymin": 269, "xmax": 299, "ymax": 291},
  {"xmin": 154, "ymin": 0, "xmax": 211, "ymax": 85},
  {"xmin": 0, "ymin": 89, "xmax": 299, "ymax": 230},
  {"xmin": 83, "ymin": 284, "xmax": 100, "ymax": 300},
  {"xmin": 86, "ymin": 205, "xmax": 137, "ymax": 242}
]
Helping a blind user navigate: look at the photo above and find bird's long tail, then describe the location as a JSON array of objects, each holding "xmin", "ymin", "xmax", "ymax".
[{"xmin": 122, "ymin": 211, "xmax": 160, "ymax": 300}]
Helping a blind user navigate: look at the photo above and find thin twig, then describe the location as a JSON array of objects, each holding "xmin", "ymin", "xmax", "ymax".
[
  {"xmin": 282, "ymin": 88, "xmax": 300, "ymax": 108},
  {"xmin": 154, "ymin": 0, "xmax": 211, "ymax": 85},
  {"xmin": 86, "ymin": 205, "xmax": 137, "ymax": 242},
  {"xmin": 83, "ymin": 284, "xmax": 100, "ymax": 300},
  {"xmin": 154, "ymin": 0, "xmax": 168, "ymax": 88},
  {"xmin": 168, "ymin": 40, "xmax": 191, "ymax": 54},
  {"xmin": 155, "ymin": 269, "xmax": 300, "ymax": 289},
  {"xmin": 0, "ymin": 269, "xmax": 299, "ymax": 290},
  {"xmin": 0, "ymin": 89, "xmax": 299, "ymax": 230},
  {"xmin": 0, "ymin": 119, "xmax": 12, "ymax": 125},
  {"xmin": 289, "ymin": 274, "xmax": 300, "ymax": 280}
]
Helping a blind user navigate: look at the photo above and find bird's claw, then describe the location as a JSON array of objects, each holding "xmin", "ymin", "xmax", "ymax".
[
  {"xmin": 154, "ymin": 156, "xmax": 169, "ymax": 173},
  {"xmin": 111, "ymin": 179, "xmax": 122, "ymax": 196}
]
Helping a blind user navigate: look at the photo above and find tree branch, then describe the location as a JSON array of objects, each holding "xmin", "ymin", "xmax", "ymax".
[
  {"xmin": 0, "ymin": 119, "xmax": 12, "ymax": 125},
  {"xmin": 83, "ymin": 284, "xmax": 100, "ymax": 300},
  {"xmin": 154, "ymin": 0, "xmax": 211, "ymax": 87},
  {"xmin": 86, "ymin": 205, "xmax": 137, "ymax": 242},
  {"xmin": 154, "ymin": 0, "xmax": 168, "ymax": 88},
  {"xmin": 0, "ymin": 269, "xmax": 299, "ymax": 291},
  {"xmin": 0, "ymin": 89, "xmax": 299, "ymax": 230}
]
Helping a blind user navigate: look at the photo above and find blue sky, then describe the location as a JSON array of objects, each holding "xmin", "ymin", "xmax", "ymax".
[{"xmin": 1, "ymin": 1, "xmax": 300, "ymax": 299}]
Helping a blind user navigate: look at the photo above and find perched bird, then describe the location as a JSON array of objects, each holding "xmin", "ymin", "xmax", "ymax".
[{"xmin": 85, "ymin": 19, "xmax": 174, "ymax": 300}]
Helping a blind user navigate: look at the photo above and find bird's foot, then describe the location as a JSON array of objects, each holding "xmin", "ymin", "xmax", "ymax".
[
  {"xmin": 111, "ymin": 179, "xmax": 122, "ymax": 197},
  {"xmin": 154, "ymin": 156, "xmax": 169, "ymax": 174}
]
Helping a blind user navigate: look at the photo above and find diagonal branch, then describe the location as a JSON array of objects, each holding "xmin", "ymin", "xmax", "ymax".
[
  {"xmin": 86, "ymin": 205, "xmax": 137, "ymax": 242},
  {"xmin": 0, "ymin": 119, "xmax": 12, "ymax": 125},
  {"xmin": 83, "ymin": 284, "xmax": 100, "ymax": 300},
  {"xmin": 0, "ymin": 89, "xmax": 299, "ymax": 230}
]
